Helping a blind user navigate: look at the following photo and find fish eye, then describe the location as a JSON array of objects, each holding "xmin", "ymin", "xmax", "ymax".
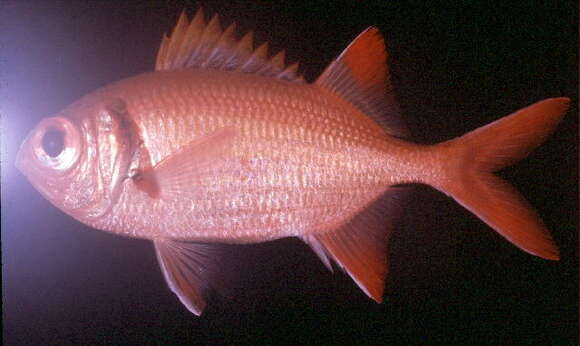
[
  {"xmin": 29, "ymin": 116, "xmax": 82, "ymax": 171},
  {"xmin": 42, "ymin": 128, "xmax": 65, "ymax": 157}
]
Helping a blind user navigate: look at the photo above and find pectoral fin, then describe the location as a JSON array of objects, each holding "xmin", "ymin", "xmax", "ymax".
[
  {"xmin": 133, "ymin": 128, "xmax": 237, "ymax": 199},
  {"xmin": 153, "ymin": 239, "xmax": 222, "ymax": 315}
]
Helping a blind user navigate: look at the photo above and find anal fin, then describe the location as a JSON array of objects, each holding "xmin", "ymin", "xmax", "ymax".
[
  {"xmin": 154, "ymin": 239, "xmax": 222, "ymax": 315},
  {"xmin": 301, "ymin": 187, "xmax": 407, "ymax": 302}
]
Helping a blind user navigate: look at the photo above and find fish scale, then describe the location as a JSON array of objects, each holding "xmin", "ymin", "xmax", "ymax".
[{"xmin": 82, "ymin": 70, "xmax": 395, "ymax": 242}]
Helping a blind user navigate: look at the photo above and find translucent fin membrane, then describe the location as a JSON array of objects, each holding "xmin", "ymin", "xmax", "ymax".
[{"xmin": 156, "ymin": 9, "xmax": 304, "ymax": 83}]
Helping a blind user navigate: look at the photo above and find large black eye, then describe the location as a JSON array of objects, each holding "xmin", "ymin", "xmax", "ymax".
[{"xmin": 42, "ymin": 128, "xmax": 65, "ymax": 157}]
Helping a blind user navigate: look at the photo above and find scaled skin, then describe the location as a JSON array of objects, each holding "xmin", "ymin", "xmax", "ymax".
[{"xmin": 38, "ymin": 69, "xmax": 431, "ymax": 243}]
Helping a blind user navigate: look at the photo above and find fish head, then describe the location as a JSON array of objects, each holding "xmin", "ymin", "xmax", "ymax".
[{"xmin": 16, "ymin": 91, "xmax": 136, "ymax": 224}]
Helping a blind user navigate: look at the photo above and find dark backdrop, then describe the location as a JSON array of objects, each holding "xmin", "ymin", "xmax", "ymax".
[{"xmin": 2, "ymin": 1, "xmax": 577, "ymax": 344}]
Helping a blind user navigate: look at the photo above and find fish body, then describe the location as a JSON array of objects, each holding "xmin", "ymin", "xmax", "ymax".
[
  {"xmin": 15, "ymin": 10, "xmax": 569, "ymax": 315},
  {"xmin": 62, "ymin": 69, "xmax": 424, "ymax": 242}
]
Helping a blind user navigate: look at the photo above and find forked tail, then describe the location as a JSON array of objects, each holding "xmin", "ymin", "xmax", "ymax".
[
  {"xmin": 428, "ymin": 98, "xmax": 570, "ymax": 260},
  {"xmin": 303, "ymin": 25, "xmax": 568, "ymax": 303}
]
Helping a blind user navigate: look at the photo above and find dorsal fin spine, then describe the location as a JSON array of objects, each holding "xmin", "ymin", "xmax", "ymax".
[
  {"xmin": 155, "ymin": 34, "xmax": 169, "ymax": 70},
  {"xmin": 241, "ymin": 42, "xmax": 269, "ymax": 71},
  {"xmin": 207, "ymin": 22, "xmax": 236, "ymax": 69},
  {"xmin": 168, "ymin": 11, "xmax": 190, "ymax": 70},
  {"xmin": 271, "ymin": 50, "xmax": 286, "ymax": 70},
  {"xmin": 197, "ymin": 14, "xmax": 221, "ymax": 67},
  {"xmin": 215, "ymin": 23, "xmax": 239, "ymax": 69},
  {"xmin": 178, "ymin": 11, "xmax": 204, "ymax": 67},
  {"xmin": 155, "ymin": 9, "xmax": 304, "ymax": 83}
]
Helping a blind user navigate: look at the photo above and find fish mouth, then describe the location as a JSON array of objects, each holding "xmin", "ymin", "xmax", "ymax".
[
  {"xmin": 14, "ymin": 131, "xmax": 63, "ymax": 205},
  {"xmin": 14, "ymin": 146, "xmax": 25, "ymax": 174},
  {"xmin": 14, "ymin": 130, "xmax": 34, "ymax": 174},
  {"xmin": 15, "ymin": 145, "xmax": 60, "ymax": 207}
]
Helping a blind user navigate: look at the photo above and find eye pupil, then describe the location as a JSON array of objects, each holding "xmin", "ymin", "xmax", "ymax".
[{"xmin": 42, "ymin": 129, "xmax": 65, "ymax": 157}]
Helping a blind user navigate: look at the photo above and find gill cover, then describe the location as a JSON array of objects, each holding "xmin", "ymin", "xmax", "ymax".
[{"xmin": 78, "ymin": 98, "xmax": 141, "ymax": 219}]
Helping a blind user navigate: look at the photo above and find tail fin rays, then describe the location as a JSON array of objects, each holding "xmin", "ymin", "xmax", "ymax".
[
  {"xmin": 457, "ymin": 97, "xmax": 570, "ymax": 172},
  {"xmin": 446, "ymin": 172, "xmax": 560, "ymax": 259},
  {"xmin": 434, "ymin": 98, "xmax": 569, "ymax": 260}
]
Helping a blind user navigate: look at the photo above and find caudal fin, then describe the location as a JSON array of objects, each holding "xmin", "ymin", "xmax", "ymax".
[{"xmin": 431, "ymin": 98, "xmax": 570, "ymax": 260}]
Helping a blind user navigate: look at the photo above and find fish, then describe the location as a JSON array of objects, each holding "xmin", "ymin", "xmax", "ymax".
[{"xmin": 15, "ymin": 9, "xmax": 570, "ymax": 316}]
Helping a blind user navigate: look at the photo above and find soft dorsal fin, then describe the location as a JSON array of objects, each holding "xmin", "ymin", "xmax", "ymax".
[
  {"xmin": 315, "ymin": 27, "xmax": 407, "ymax": 137},
  {"xmin": 155, "ymin": 9, "xmax": 304, "ymax": 83}
]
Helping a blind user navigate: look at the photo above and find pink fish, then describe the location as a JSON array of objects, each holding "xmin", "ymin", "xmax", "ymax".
[{"xmin": 15, "ymin": 10, "xmax": 569, "ymax": 315}]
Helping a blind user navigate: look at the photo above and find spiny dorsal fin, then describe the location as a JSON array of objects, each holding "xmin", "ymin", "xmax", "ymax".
[
  {"xmin": 155, "ymin": 9, "xmax": 305, "ymax": 83},
  {"xmin": 315, "ymin": 27, "xmax": 407, "ymax": 137}
]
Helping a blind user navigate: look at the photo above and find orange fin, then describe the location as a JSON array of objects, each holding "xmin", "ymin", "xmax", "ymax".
[
  {"xmin": 301, "ymin": 187, "xmax": 408, "ymax": 302},
  {"xmin": 155, "ymin": 9, "xmax": 304, "ymax": 83},
  {"xmin": 154, "ymin": 239, "xmax": 222, "ymax": 315},
  {"xmin": 302, "ymin": 235, "xmax": 333, "ymax": 271},
  {"xmin": 453, "ymin": 97, "xmax": 571, "ymax": 172},
  {"xmin": 431, "ymin": 98, "xmax": 570, "ymax": 260},
  {"xmin": 315, "ymin": 27, "xmax": 407, "ymax": 137},
  {"xmin": 137, "ymin": 128, "xmax": 237, "ymax": 200}
]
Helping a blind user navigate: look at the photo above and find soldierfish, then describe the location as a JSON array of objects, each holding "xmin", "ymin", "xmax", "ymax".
[{"xmin": 16, "ymin": 10, "xmax": 569, "ymax": 316}]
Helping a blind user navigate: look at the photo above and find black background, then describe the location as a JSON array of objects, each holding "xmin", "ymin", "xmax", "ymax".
[{"xmin": 2, "ymin": 1, "xmax": 577, "ymax": 344}]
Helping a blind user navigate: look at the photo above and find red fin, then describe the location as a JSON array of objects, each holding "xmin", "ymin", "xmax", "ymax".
[
  {"xmin": 155, "ymin": 9, "xmax": 304, "ymax": 82},
  {"xmin": 315, "ymin": 27, "xmax": 407, "ymax": 137},
  {"xmin": 302, "ymin": 235, "xmax": 333, "ymax": 271},
  {"xmin": 142, "ymin": 129, "xmax": 237, "ymax": 200},
  {"xmin": 446, "ymin": 173, "xmax": 561, "ymax": 259},
  {"xmin": 154, "ymin": 239, "xmax": 222, "ymax": 315},
  {"xmin": 302, "ymin": 188, "xmax": 407, "ymax": 302},
  {"xmin": 431, "ymin": 98, "xmax": 570, "ymax": 260}
]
